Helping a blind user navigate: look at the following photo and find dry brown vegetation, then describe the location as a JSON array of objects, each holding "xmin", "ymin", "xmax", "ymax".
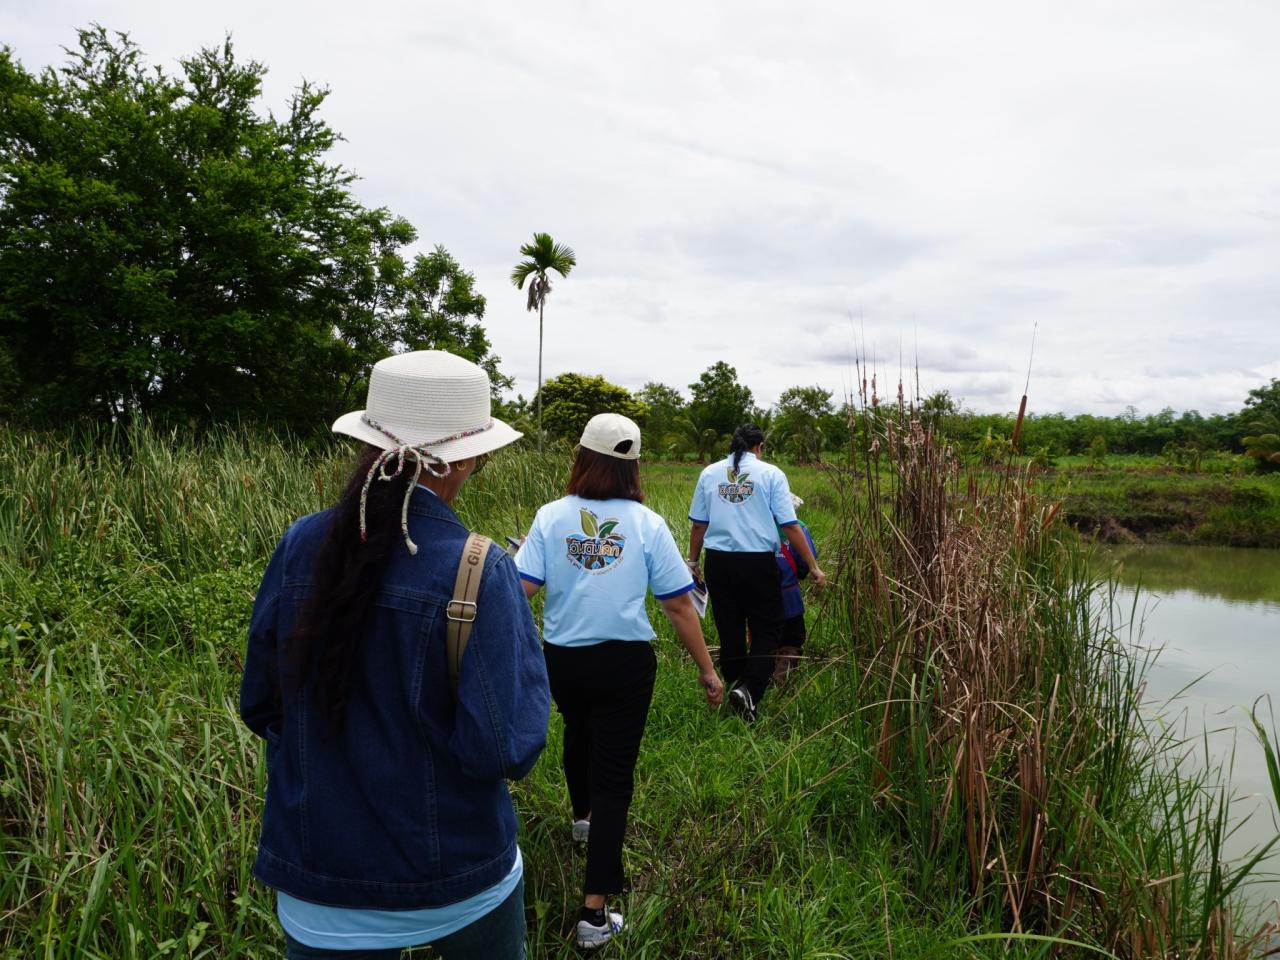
[{"xmin": 812, "ymin": 373, "xmax": 1280, "ymax": 957}]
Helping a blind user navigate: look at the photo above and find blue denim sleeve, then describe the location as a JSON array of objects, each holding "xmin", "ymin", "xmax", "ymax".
[
  {"xmin": 241, "ymin": 530, "xmax": 288, "ymax": 740},
  {"xmin": 448, "ymin": 547, "xmax": 550, "ymax": 781}
]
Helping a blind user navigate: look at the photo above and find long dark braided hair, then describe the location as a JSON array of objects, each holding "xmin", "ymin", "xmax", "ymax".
[
  {"xmin": 288, "ymin": 444, "xmax": 417, "ymax": 734},
  {"xmin": 729, "ymin": 423, "xmax": 766, "ymax": 474}
]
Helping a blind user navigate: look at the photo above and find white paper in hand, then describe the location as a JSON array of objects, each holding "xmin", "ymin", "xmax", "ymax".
[{"xmin": 690, "ymin": 579, "xmax": 709, "ymax": 619}]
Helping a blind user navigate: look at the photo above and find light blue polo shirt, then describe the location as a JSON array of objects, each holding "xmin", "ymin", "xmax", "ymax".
[
  {"xmin": 688, "ymin": 452, "xmax": 798, "ymax": 552},
  {"xmin": 516, "ymin": 496, "xmax": 694, "ymax": 647}
]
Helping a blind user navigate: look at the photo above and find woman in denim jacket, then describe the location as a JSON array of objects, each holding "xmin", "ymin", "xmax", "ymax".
[{"xmin": 240, "ymin": 351, "xmax": 550, "ymax": 959}]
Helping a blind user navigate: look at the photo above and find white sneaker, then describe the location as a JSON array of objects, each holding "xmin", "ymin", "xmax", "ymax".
[
  {"xmin": 729, "ymin": 686, "xmax": 757, "ymax": 723},
  {"xmin": 572, "ymin": 818, "xmax": 591, "ymax": 843},
  {"xmin": 575, "ymin": 910, "xmax": 624, "ymax": 950}
]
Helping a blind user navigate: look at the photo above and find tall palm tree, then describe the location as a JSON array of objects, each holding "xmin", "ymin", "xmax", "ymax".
[{"xmin": 511, "ymin": 233, "xmax": 576, "ymax": 450}]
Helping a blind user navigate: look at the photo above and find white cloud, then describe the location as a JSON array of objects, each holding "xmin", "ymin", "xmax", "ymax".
[{"xmin": 6, "ymin": 0, "xmax": 1279, "ymax": 414}]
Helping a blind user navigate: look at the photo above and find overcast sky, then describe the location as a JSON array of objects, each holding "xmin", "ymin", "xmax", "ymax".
[{"xmin": 6, "ymin": 0, "xmax": 1279, "ymax": 415}]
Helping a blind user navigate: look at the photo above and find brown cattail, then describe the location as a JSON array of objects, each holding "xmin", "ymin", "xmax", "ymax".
[{"xmin": 1011, "ymin": 395, "xmax": 1028, "ymax": 451}]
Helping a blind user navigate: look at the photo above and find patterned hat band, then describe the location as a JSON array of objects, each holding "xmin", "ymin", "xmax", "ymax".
[{"xmin": 358, "ymin": 414, "xmax": 494, "ymax": 555}]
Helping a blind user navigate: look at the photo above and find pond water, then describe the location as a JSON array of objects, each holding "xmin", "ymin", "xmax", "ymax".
[{"xmin": 1094, "ymin": 545, "xmax": 1280, "ymax": 909}]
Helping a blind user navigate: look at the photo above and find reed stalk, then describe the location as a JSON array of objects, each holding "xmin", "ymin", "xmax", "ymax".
[{"xmin": 819, "ymin": 365, "xmax": 1278, "ymax": 955}]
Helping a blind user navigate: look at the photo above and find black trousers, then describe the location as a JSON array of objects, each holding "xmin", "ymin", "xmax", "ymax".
[
  {"xmin": 704, "ymin": 549, "xmax": 784, "ymax": 703},
  {"xmin": 782, "ymin": 613, "xmax": 807, "ymax": 650},
  {"xmin": 543, "ymin": 640, "xmax": 656, "ymax": 897}
]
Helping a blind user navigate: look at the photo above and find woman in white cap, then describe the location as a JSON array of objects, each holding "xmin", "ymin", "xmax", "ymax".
[
  {"xmin": 515, "ymin": 413, "xmax": 723, "ymax": 951},
  {"xmin": 240, "ymin": 351, "xmax": 550, "ymax": 960}
]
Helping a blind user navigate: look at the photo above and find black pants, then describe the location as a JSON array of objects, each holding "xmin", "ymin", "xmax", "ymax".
[
  {"xmin": 782, "ymin": 613, "xmax": 806, "ymax": 650},
  {"xmin": 543, "ymin": 640, "xmax": 656, "ymax": 897},
  {"xmin": 704, "ymin": 549, "xmax": 784, "ymax": 703}
]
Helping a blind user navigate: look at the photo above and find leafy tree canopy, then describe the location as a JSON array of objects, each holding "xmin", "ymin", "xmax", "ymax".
[
  {"xmin": 772, "ymin": 385, "xmax": 836, "ymax": 463},
  {"xmin": 636, "ymin": 381, "xmax": 685, "ymax": 448},
  {"xmin": 688, "ymin": 361, "xmax": 753, "ymax": 439},
  {"xmin": 637, "ymin": 381, "xmax": 685, "ymax": 413},
  {"xmin": 0, "ymin": 27, "xmax": 506, "ymax": 429},
  {"xmin": 776, "ymin": 385, "xmax": 834, "ymax": 421},
  {"xmin": 1244, "ymin": 379, "xmax": 1280, "ymax": 423},
  {"xmin": 533, "ymin": 372, "xmax": 647, "ymax": 442},
  {"xmin": 510, "ymin": 233, "xmax": 576, "ymax": 311},
  {"xmin": 921, "ymin": 389, "xmax": 960, "ymax": 421},
  {"xmin": 1242, "ymin": 413, "xmax": 1280, "ymax": 469}
]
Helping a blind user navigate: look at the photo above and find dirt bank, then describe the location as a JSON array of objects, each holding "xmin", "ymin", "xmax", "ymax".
[{"xmin": 1058, "ymin": 477, "xmax": 1280, "ymax": 548}]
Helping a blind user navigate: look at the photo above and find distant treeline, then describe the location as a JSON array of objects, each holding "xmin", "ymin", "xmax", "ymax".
[
  {"xmin": 937, "ymin": 405, "xmax": 1241, "ymax": 457},
  {"xmin": 506, "ymin": 372, "xmax": 1280, "ymax": 469},
  {"xmin": 924, "ymin": 380, "xmax": 1280, "ymax": 466}
]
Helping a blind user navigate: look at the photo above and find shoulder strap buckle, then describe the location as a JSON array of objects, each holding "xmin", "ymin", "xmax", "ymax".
[{"xmin": 446, "ymin": 599, "xmax": 477, "ymax": 623}]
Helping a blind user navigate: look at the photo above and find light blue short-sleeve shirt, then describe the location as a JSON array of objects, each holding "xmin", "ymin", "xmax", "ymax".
[
  {"xmin": 688, "ymin": 451, "xmax": 798, "ymax": 552},
  {"xmin": 276, "ymin": 848, "xmax": 522, "ymax": 950},
  {"xmin": 516, "ymin": 495, "xmax": 694, "ymax": 647}
]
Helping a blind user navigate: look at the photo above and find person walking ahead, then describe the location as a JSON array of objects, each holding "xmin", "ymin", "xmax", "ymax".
[
  {"xmin": 516, "ymin": 414, "xmax": 723, "ymax": 951},
  {"xmin": 687, "ymin": 424, "xmax": 826, "ymax": 722},
  {"xmin": 241, "ymin": 351, "xmax": 549, "ymax": 960}
]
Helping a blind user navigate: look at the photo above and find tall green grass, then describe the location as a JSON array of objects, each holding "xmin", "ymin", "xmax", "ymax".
[{"xmin": 1, "ymin": 421, "xmax": 1275, "ymax": 957}]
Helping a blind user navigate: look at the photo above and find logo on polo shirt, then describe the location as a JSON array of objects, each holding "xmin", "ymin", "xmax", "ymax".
[
  {"xmin": 565, "ymin": 508, "xmax": 626, "ymax": 573},
  {"xmin": 718, "ymin": 466, "xmax": 755, "ymax": 504}
]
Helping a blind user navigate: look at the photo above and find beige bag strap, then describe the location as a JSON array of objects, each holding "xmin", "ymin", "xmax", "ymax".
[{"xmin": 446, "ymin": 533, "xmax": 491, "ymax": 699}]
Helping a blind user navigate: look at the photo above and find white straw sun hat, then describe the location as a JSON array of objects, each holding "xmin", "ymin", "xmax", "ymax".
[
  {"xmin": 331, "ymin": 350, "xmax": 522, "ymax": 553},
  {"xmin": 579, "ymin": 413, "xmax": 641, "ymax": 460},
  {"xmin": 332, "ymin": 351, "xmax": 521, "ymax": 461}
]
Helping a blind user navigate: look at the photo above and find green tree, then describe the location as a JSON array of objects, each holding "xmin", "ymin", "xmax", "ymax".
[
  {"xmin": 672, "ymin": 407, "xmax": 722, "ymax": 462},
  {"xmin": 0, "ymin": 28, "xmax": 504, "ymax": 429},
  {"xmin": 511, "ymin": 232, "xmax": 576, "ymax": 450},
  {"xmin": 1224, "ymin": 380, "xmax": 1280, "ymax": 470},
  {"xmin": 920, "ymin": 389, "xmax": 959, "ymax": 425},
  {"xmin": 773, "ymin": 385, "xmax": 834, "ymax": 463},
  {"xmin": 823, "ymin": 401, "xmax": 855, "ymax": 459},
  {"xmin": 532, "ymin": 373, "xmax": 646, "ymax": 443},
  {"xmin": 323, "ymin": 209, "xmax": 509, "ymax": 413},
  {"xmin": 1242, "ymin": 412, "xmax": 1280, "ymax": 471},
  {"xmin": 688, "ymin": 361, "xmax": 754, "ymax": 440},
  {"xmin": 1244, "ymin": 379, "xmax": 1280, "ymax": 422},
  {"xmin": 636, "ymin": 382, "xmax": 685, "ymax": 457},
  {"xmin": 1087, "ymin": 435, "xmax": 1108, "ymax": 467}
]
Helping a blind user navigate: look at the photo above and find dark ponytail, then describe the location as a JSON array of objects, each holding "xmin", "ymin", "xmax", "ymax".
[
  {"xmin": 730, "ymin": 423, "xmax": 766, "ymax": 473},
  {"xmin": 287, "ymin": 444, "xmax": 416, "ymax": 734}
]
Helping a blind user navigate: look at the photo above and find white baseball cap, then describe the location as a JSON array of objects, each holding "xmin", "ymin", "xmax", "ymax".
[{"xmin": 579, "ymin": 413, "xmax": 642, "ymax": 460}]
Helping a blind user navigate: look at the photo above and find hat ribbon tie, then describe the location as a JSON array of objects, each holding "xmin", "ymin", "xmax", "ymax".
[{"xmin": 358, "ymin": 414, "xmax": 491, "ymax": 555}]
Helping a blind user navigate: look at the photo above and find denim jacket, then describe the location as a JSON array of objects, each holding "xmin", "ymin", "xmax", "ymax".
[{"xmin": 240, "ymin": 486, "xmax": 550, "ymax": 909}]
